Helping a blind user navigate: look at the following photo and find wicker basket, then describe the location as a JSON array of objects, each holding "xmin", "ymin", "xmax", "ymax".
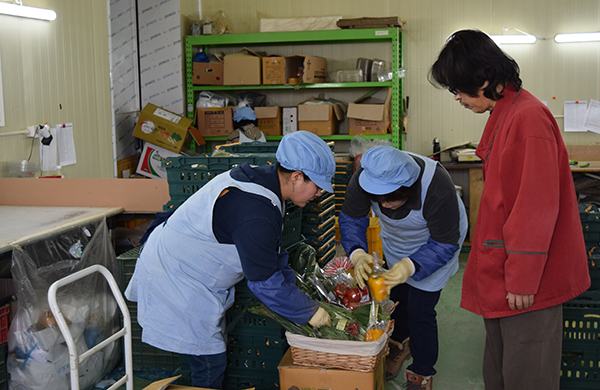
[{"xmin": 286, "ymin": 320, "xmax": 393, "ymax": 372}]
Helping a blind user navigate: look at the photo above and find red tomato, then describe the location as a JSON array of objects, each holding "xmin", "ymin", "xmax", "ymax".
[{"xmin": 346, "ymin": 287, "xmax": 361, "ymax": 302}]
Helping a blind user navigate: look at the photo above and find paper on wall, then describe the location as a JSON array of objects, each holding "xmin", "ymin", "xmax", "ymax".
[
  {"xmin": 564, "ymin": 100, "xmax": 588, "ymax": 132},
  {"xmin": 57, "ymin": 123, "xmax": 77, "ymax": 166},
  {"xmin": 40, "ymin": 126, "xmax": 58, "ymax": 172},
  {"xmin": 582, "ymin": 99, "xmax": 600, "ymax": 134}
]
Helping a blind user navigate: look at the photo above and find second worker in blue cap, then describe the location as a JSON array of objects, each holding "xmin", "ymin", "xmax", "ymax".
[{"xmin": 339, "ymin": 146, "xmax": 468, "ymax": 389}]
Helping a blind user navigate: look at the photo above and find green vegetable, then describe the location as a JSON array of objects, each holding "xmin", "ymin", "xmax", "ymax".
[
  {"xmin": 569, "ymin": 160, "xmax": 578, "ymax": 165},
  {"xmin": 579, "ymin": 162, "xmax": 590, "ymax": 167},
  {"xmin": 290, "ymin": 244, "xmax": 317, "ymax": 277}
]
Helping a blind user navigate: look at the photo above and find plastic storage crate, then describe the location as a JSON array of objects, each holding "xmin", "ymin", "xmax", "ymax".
[
  {"xmin": 217, "ymin": 141, "xmax": 279, "ymax": 155},
  {"xmin": 0, "ymin": 305, "xmax": 9, "ymax": 344},
  {"xmin": 282, "ymin": 202, "xmax": 303, "ymax": 250},
  {"xmin": 117, "ymin": 246, "xmax": 142, "ymax": 292},
  {"xmin": 0, "ymin": 342, "xmax": 7, "ymax": 390},
  {"xmin": 561, "ymin": 290, "xmax": 600, "ymax": 389},
  {"xmin": 163, "ymin": 155, "xmax": 276, "ymax": 205}
]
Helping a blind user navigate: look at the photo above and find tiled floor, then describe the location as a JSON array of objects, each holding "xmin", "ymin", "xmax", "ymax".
[{"xmin": 385, "ymin": 251, "xmax": 486, "ymax": 390}]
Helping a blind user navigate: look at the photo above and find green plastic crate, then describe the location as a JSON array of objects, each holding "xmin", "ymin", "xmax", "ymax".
[
  {"xmin": 561, "ymin": 348, "xmax": 600, "ymax": 389},
  {"xmin": 282, "ymin": 202, "xmax": 303, "ymax": 250},
  {"xmin": 163, "ymin": 155, "xmax": 276, "ymax": 205},
  {"xmin": 218, "ymin": 141, "xmax": 280, "ymax": 155},
  {"xmin": 116, "ymin": 246, "xmax": 142, "ymax": 292},
  {"xmin": 301, "ymin": 215, "xmax": 336, "ymax": 236}
]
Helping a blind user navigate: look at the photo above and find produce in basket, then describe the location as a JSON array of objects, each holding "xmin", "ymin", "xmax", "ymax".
[
  {"xmin": 247, "ymin": 300, "xmax": 393, "ymax": 342},
  {"xmin": 322, "ymin": 256, "xmax": 353, "ymax": 277},
  {"xmin": 367, "ymin": 263, "xmax": 389, "ymax": 302}
]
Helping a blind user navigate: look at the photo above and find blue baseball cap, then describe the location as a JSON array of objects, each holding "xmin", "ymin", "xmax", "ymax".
[
  {"xmin": 276, "ymin": 131, "xmax": 336, "ymax": 193},
  {"xmin": 359, "ymin": 146, "xmax": 420, "ymax": 195}
]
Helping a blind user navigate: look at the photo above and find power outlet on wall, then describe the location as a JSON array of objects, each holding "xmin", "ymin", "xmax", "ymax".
[{"xmin": 25, "ymin": 126, "xmax": 37, "ymax": 138}]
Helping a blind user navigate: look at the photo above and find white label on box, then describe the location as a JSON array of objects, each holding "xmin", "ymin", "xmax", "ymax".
[
  {"xmin": 375, "ymin": 30, "xmax": 389, "ymax": 36},
  {"xmin": 153, "ymin": 108, "xmax": 181, "ymax": 124},
  {"xmin": 140, "ymin": 120, "xmax": 155, "ymax": 134},
  {"xmin": 282, "ymin": 107, "xmax": 297, "ymax": 135}
]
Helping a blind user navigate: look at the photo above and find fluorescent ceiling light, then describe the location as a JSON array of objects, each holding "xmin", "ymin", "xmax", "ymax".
[
  {"xmin": 0, "ymin": 2, "xmax": 56, "ymax": 21},
  {"xmin": 490, "ymin": 34, "xmax": 537, "ymax": 45},
  {"xmin": 554, "ymin": 32, "xmax": 600, "ymax": 43}
]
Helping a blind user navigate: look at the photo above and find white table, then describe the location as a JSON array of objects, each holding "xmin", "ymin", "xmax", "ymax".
[{"xmin": 0, "ymin": 205, "xmax": 124, "ymax": 254}]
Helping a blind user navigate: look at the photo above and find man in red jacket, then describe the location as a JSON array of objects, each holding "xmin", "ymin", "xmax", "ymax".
[{"xmin": 428, "ymin": 29, "xmax": 590, "ymax": 390}]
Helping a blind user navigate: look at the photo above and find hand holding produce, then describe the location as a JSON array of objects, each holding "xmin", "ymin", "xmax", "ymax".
[
  {"xmin": 352, "ymin": 249, "xmax": 375, "ymax": 288},
  {"xmin": 383, "ymin": 258, "xmax": 414, "ymax": 288},
  {"xmin": 368, "ymin": 273, "xmax": 389, "ymax": 301},
  {"xmin": 308, "ymin": 306, "xmax": 332, "ymax": 327}
]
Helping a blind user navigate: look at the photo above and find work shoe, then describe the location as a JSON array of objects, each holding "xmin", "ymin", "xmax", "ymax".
[
  {"xmin": 385, "ymin": 337, "xmax": 411, "ymax": 380},
  {"xmin": 404, "ymin": 369, "xmax": 433, "ymax": 390}
]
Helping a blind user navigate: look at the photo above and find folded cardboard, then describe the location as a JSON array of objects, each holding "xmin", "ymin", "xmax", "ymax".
[
  {"xmin": 262, "ymin": 56, "xmax": 285, "ymax": 84},
  {"xmin": 136, "ymin": 142, "xmax": 180, "ymax": 179},
  {"xmin": 143, "ymin": 375, "xmax": 254, "ymax": 390},
  {"xmin": 224, "ymin": 48, "xmax": 263, "ymax": 85},
  {"xmin": 285, "ymin": 55, "xmax": 327, "ymax": 84},
  {"xmin": 278, "ymin": 349, "xmax": 385, "ymax": 390},
  {"xmin": 282, "ymin": 107, "xmax": 298, "ymax": 135},
  {"xmin": 347, "ymin": 87, "xmax": 392, "ymax": 135},
  {"xmin": 255, "ymin": 106, "xmax": 282, "ymax": 135},
  {"xmin": 133, "ymin": 103, "xmax": 194, "ymax": 153},
  {"xmin": 196, "ymin": 106, "xmax": 234, "ymax": 137},
  {"xmin": 192, "ymin": 62, "xmax": 224, "ymax": 85}
]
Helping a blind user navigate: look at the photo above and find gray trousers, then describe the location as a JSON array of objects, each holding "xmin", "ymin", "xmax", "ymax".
[{"xmin": 483, "ymin": 304, "xmax": 562, "ymax": 390}]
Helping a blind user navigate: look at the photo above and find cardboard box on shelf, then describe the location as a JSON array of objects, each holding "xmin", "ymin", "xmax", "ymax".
[
  {"xmin": 347, "ymin": 87, "xmax": 392, "ymax": 135},
  {"xmin": 136, "ymin": 142, "xmax": 180, "ymax": 179},
  {"xmin": 143, "ymin": 375, "xmax": 254, "ymax": 390},
  {"xmin": 255, "ymin": 106, "xmax": 282, "ymax": 136},
  {"xmin": 224, "ymin": 48, "xmax": 263, "ymax": 85},
  {"xmin": 133, "ymin": 103, "xmax": 194, "ymax": 153},
  {"xmin": 262, "ymin": 56, "xmax": 285, "ymax": 84},
  {"xmin": 192, "ymin": 62, "xmax": 224, "ymax": 85},
  {"xmin": 298, "ymin": 100, "xmax": 344, "ymax": 136},
  {"xmin": 282, "ymin": 107, "xmax": 298, "ymax": 135},
  {"xmin": 285, "ymin": 55, "xmax": 327, "ymax": 84},
  {"xmin": 196, "ymin": 106, "xmax": 234, "ymax": 137},
  {"xmin": 278, "ymin": 349, "xmax": 385, "ymax": 390}
]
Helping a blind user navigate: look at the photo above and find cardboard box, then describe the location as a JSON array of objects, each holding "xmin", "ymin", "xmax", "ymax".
[
  {"xmin": 136, "ymin": 142, "xmax": 180, "ymax": 179},
  {"xmin": 278, "ymin": 349, "xmax": 385, "ymax": 390},
  {"xmin": 285, "ymin": 55, "xmax": 327, "ymax": 84},
  {"xmin": 282, "ymin": 107, "xmax": 298, "ymax": 135},
  {"xmin": 347, "ymin": 87, "xmax": 392, "ymax": 135},
  {"xmin": 255, "ymin": 106, "xmax": 282, "ymax": 136},
  {"xmin": 143, "ymin": 375, "xmax": 254, "ymax": 390},
  {"xmin": 133, "ymin": 103, "xmax": 194, "ymax": 153},
  {"xmin": 196, "ymin": 106, "xmax": 234, "ymax": 137},
  {"xmin": 262, "ymin": 56, "xmax": 285, "ymax": 84},
  {"xmin": 298, "ymin": 104, "xmax": 336, "ymax": 136},
  {"xmin": 224, "ymin": 48, "xmax": 262, "ymax": 85},
  {"xmin": 192, "ymin": 62, "xmax": 224, "ymax": 85}
]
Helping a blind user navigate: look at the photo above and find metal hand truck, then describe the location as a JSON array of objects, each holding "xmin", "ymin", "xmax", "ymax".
[{"xmin": 47, "ymin": 264, "xmax": 133, "ymax": 390}]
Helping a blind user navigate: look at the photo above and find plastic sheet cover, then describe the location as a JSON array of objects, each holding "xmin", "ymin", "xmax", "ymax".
[{"xmin": 7, "ymin": 218, "xmax": 121, "ymax": 390}]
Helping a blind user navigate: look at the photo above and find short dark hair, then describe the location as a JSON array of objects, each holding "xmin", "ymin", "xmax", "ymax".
[
  {"xmin": 277, "ymin": 163, "xmax": 311, "ymax": 182},
  {"xmin": 428, "ymin": 29, "xmax": 522, "ymax": 100},
  {"xmin": 361, "ymin": 182, "xmax": 416, "ymax": 204}
]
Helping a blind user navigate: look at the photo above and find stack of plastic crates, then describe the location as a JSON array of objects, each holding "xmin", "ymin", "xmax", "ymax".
[
  {"xmin": 0, "ymin": 305, "xmax": 8, "ymax": 390},
  {"xmin": 302, "ymin": 193, "xmax": 336, "ymax": 266},
  {"xmin": 117, "ymin": 246, "xmax": 181, "ymax": 372},
  {"xmin": 580, "ymin": 203, "xmax": 600, "ymax": 291},
  {"xmin": 561, "ymin": 290, "xmax": 600, "ymax": 389},
  {"xmin": 333, "ymin": 160, "xmax": 354, "ymax": 216},
  {"xmin": 162, "ymin": 154, "xmax": 277, "ymax": 212},
  {"xmin": 178, "ymin": 280, "xmax": 288, "ymax": 390},
  {"xmin": 559, "ymin": 203, "xmax": 600, "ymax": 389}
]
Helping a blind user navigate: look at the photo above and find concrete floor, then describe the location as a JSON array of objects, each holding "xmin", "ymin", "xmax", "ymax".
[{"xmin": 385, "ymin": 251, "xmax": 486, "ymax": 390}]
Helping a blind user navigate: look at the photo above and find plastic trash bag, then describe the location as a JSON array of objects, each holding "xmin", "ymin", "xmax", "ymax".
[{"xmin": 8, "ymin": 218, "xmax": 121, "ymax": 390}]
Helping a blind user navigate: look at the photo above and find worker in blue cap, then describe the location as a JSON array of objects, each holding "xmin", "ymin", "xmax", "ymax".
[
  {"xmin": 125, "ymin": 130, "xmax": 335, "ymax": 390},
  {"xmin": 339, "ymin": 146, "xmax": 468, "ymax": 390}
]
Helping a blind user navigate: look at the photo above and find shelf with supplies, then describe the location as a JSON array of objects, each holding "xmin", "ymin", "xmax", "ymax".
[{"xmin": 184, "ymin": 27, "xmax": 404, "ymax": 149}]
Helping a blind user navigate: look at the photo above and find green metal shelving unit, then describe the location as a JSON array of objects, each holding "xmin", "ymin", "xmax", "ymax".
[{"xmin": 185, "ymin": 28, "xmax": 404, "ymax": 149}]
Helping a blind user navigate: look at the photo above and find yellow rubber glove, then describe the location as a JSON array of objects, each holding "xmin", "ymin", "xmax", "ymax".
[
  {"xmin": 308, "ymin": 307, "xmax": 331, "ymax": 327},
  {"xmin": 383, "ymin": 258, "xmax": 414, "ymax": 288},
  {"xmin": 351, "ymin": 249, "xmax": 375, "ymax": 289}
]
